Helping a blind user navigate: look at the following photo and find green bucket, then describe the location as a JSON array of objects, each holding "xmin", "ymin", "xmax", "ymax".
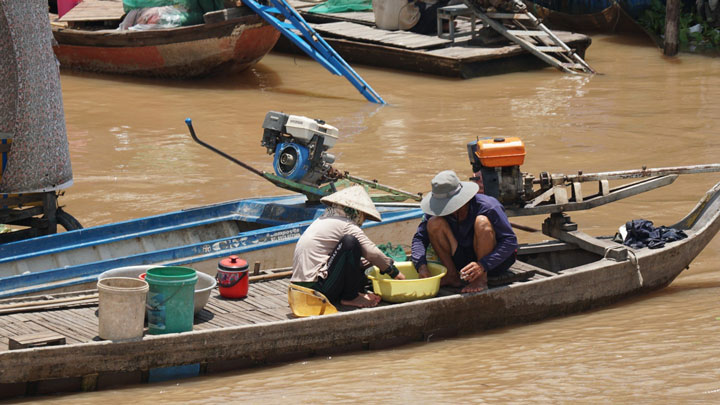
[{"xmin": 145, "ymin": 266, "xmax": 198, "ymax": 335}]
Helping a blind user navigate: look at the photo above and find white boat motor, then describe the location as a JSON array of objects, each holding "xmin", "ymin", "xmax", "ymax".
[{"xmin": 261, "ymin": 111, "xmax": 339, "ymax": 186}]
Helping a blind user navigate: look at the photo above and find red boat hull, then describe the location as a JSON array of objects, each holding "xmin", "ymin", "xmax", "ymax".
[{"xmin": 52, "ymin": 15, "xmax": 280, "ymax": 78}]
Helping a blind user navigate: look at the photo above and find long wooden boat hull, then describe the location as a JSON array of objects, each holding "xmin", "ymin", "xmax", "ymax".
[
  {"xmin": 0, "ymin": 181, "xmax": 718, "ymax": 394},
  {"xmin": 0, "ymin": 194, "xmax": 423, "ymax": 298},
  {"xmin": 274, "ymin": 10, "xmax": 592, "ymax": 78},
  {"xmin": 52, "ymin": 15, "xmax": 280, "ymax": 78}
]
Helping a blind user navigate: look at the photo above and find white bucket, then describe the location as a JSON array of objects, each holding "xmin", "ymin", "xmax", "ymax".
[{"xmin": 97, "ymin": 277, "xmax": 149, "ymax": 340}]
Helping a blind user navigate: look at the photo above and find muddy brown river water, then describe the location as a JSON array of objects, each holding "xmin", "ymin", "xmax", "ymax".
[{"xmin": 16, "ymin": 33, "xmax": 720, "ymax": 403}]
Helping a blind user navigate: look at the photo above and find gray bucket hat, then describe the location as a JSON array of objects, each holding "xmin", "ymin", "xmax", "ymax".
[
  {"xmin": 320, "ymin": 185, "xmax": 383, "ymax": 222},
  {"xmin": 420, "ymin": 170, "xmax": 479, "ymax": 217}
]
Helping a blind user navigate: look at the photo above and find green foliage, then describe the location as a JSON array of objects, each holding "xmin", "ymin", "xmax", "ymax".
[
  {"xmin": 638, "ymin": 0, "xmax": 667, "ymax": 34},
  {"xmin": 638, "ymin": 0, "xmax": 720, "ymax": 51}
]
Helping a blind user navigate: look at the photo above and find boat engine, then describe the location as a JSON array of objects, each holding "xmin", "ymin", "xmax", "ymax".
[
  {"xmin": 467, "ymin": 137, "xmax": 532, "ymax": 206},
  {"xmin": 261, "ymin": 111, "xmax": 339, "ymax": 186}
]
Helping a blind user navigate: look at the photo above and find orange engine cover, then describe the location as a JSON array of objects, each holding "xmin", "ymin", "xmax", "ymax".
[{"xmin": 475, "ymin": 137, "xmax": 526, "ymax": 167}]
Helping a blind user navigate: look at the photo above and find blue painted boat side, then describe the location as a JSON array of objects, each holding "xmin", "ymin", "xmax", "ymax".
[
  {"xmin": 0, "ymin": 219, "xmax": 314, "ymax": 296},
  {"xmin": 0, "ymin": 207, "xmax": 424, "ymax": 298},
  {"xmin": 0, "ymin": 194, "xmax": 319, "ymax": 265}
]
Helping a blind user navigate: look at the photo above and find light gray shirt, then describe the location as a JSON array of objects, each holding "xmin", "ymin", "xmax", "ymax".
[{"xmin": 291, "ymin": 215, "xmax": 392, "ymax": 282}]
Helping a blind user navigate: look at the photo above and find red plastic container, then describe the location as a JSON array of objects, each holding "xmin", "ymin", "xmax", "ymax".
[{"xmin": 217, "ymin": 255, "xmax": 249, "ymax": 299}]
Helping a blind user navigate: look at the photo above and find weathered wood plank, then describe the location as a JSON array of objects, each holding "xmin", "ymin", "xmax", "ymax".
[
  {"xmin": 58, "ymin": 0, "xmax": 125, "ymax": 23},
  {"xmin": 211, "ymin": 297, "xmax": 249, "ymax": 312},
  {"xmin": 0, "ymin": 318, "xmax": 33, "ymax": 337},
  {"xmin": 8, "ymin": 331, "xmax": 66, "ymax": 350},
  {"xmin": 0, "ymin": 314, "xmax": 46, "ymax": 336},
  {"xmin": 203, "ymin": 314, "xmax": 244, "ymax": 328},
  {"xmin": 256, "ymin": 307, "xmax": 292, "ymax": 320},
  {"xmin": 37, "ymin": 311, "xmax": 95, "ymax": 341},
  {"xmin": 310, "ymin": 21, "xmax": 451, "ymax": 50},
  {"xmin": 203, "ymin": 302, "xmax": 229, "ymax": 315},
  {"xmin": 223, "ymin": 311, "xmax": 261, "ymax": 325},
  {"xmin": 258, "ymin": 294, "xmax": 289, "ymax": 309},
  {"xmin": 250, "ymin": 282, "xmax": 280, "ymax": 296},
  {"xmin": 67, "ymin": 308, "xmax": 101, "ymax": 335}
]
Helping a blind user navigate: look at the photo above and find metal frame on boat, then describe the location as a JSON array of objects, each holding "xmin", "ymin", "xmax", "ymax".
[{"xmin": 0, "ymin": 179, "xmax": 718, "ymax": 396}]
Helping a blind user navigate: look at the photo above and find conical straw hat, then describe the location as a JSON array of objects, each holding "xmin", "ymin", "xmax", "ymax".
[{"xmin": 320, "ymin": 185, "xmax": 382, "ymax": 222}]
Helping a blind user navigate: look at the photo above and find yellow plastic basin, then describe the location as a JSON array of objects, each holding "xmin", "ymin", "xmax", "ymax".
[
  {"xmin": 366, "ymin": 261, "xmax": 447, "ymax": 303},
  {"xmin": 287, "ymin": 283, "xmax": 338, "ymax": 317}
]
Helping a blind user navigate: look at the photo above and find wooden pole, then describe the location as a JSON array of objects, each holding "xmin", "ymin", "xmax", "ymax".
[{"xmin": 664, "ymin": 0, "xmax": 680, "ymax": 56}]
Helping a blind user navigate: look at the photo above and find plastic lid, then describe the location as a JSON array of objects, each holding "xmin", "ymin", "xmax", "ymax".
[{"xmin": 219, "ymin": 255, "xmax": 248, "ymax": 271}]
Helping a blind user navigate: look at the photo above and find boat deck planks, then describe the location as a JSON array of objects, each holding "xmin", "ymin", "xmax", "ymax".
[
  {"xmin": 311, "ymin": 21, "xmax": 452, "ymax": 49},
  {"xmin": 0, "ymin": 262, "xmax": 541, "ymax": 351},
  {"xmin": 425, "ymin": 32, "xmax": 589, "ymax": 59},
  {"xmin": 277, "ymin": 0, "xmax": 592, "ymax": 77},
  {"xmin": 58, "ymin": 0, "xmax": 125, "ymax": 23}
]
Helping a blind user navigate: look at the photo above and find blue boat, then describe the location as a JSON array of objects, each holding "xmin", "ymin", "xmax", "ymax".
[
  {"xmin": 0, "ymin": 194, "xmax": 423, "ymax": 299},
  {"xmin": 524, "ymin": 0, "xmax": 655, "ymax": 33}
]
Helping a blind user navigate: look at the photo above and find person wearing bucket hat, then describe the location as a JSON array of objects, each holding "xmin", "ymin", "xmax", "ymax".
[
  {"xmin": 291, "ymin": 186, "xmax": 405, "ymax": 308},
  {"xmin": 411, "ymin": 170, "xmax": 518, "ymax": 293}
]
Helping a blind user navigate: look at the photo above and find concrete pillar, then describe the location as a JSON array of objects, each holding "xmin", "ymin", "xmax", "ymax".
[{"xmin": 0, "ymin": 0, "xmax": 73, "ymax": 193}]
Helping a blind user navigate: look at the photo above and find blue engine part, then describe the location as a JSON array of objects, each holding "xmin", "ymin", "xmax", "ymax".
[{"xmin": 273, "ymin": 142, "xmax": 312, "ymax": 182}]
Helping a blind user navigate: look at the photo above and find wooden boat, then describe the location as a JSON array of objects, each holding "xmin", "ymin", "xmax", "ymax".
[
  {"xmin": 278, "ymin": 1, "xmax": 592, "ymax": 78},
  {"xmin": 52, "ymin": 3, "xmax": 280, "ymax": 78},
  {"xmin": 523, "ymin": 0, "xmax": 652, "ymax": 33},
  {"xmin": 0, "ymin": 194, "xmax": 423, "ymax": 299},
  {"xmin": 0, "ymin": 179, "xmax": 718, "ymax": 397}
]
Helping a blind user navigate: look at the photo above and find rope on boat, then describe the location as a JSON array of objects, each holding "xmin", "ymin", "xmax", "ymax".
[{"xmin": 604, "ymin": 245, "xmax": 643, "ymax": 287}]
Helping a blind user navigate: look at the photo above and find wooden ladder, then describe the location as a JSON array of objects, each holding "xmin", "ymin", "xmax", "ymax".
[{"xmin": 462, "ymin": 0, "xmax": 596, "ymax": 74}]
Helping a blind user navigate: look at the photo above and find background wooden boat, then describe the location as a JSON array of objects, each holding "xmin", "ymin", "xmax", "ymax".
[
  {"xmin": 0, "ymin": 194, "xmax": 423, "ymax": 299},
  {"xmin": 278, "ymin": 1, "xmax": 592, "ymax": 78},
  {"xmin": 0, "ymin": 180, "xmax": 717, "ymax": 395},
  {"xmin": 52, "ymin": 12, "xmax": 281, "ymax": 78},
  {"xmin": 524, "ymin": 0, "xmax": 653, "ymax": 33}
]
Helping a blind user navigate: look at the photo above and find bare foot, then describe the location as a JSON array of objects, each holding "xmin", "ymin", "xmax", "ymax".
[
  {"xmin": 341, "ymin": 292, "xmax": 381, "ymax": 308},
  {"xmin": 440, "ymin": 270, "xmax": 463, "ymax": 288},
  {"xmin": 461, "ymin": 272, "xmax": 487, "ymax": 293}
]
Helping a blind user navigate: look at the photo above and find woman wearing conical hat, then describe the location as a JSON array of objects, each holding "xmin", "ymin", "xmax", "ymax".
[{"xmin": 291, "ymin": 186, "xmax": 405, "ymax": 308}]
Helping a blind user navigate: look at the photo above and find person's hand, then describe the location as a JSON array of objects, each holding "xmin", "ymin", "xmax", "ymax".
[
  {"xmin": 360, "ymin": 258, "xmax": 371, "ymax": 269},
  {"xmin": 394, "ymin": 272, "xmax": 406, "ymax": 280},
  {"xmin": 459, "ymin": 261, "xmax": 485, "ymax": 282},
  {"xmin": 417, "ymin": 264, "xmax": 431, "ymax": 278}
]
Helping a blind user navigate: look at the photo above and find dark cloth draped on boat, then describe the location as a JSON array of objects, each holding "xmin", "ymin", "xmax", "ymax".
[{"xmin": 623, "ymin": 219, "xmax": 688, "ymax": 249}]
